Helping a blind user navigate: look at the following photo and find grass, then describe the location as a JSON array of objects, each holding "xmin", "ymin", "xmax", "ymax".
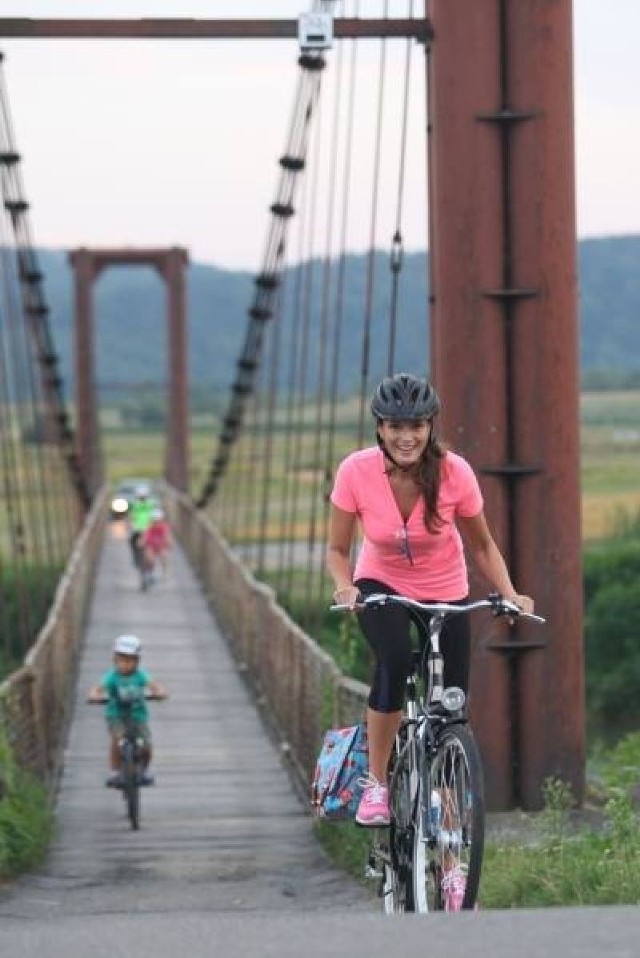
[
  {"xmin": 480, "ymin": 738, "xmax": 640, "ymax": 908},
  {"xmin": 0, "ymin": 725, "xmax": 53, "ymax": 878},
  {"xmin": 315, "ymin": 736, "xmax": 640, "ymax": 909}
]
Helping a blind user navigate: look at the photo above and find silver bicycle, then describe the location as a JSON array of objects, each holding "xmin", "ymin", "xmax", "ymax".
[{"xmin": 332, "ymin": 592, "xmax": 545, "ymax": 912}]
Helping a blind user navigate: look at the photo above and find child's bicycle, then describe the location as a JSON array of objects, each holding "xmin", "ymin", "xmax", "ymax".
[
  {"xmin": 90, "ymin": 693, "xmax": 165, "ymax": 830},
  {"xmin": 332, "ymin": 591, "xmax": 545, "ymax": 913}
]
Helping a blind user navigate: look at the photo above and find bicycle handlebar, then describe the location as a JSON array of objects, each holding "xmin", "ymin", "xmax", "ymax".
[
  {"xmin": 330, "ymin": 592, "xmax": 546, "ymax": 625},
  {"xmin": 87, "ymin": 693, "xmax": 168, "ymax": 704}
]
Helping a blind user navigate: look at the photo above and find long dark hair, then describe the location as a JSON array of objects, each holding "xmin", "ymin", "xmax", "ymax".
[{"xmin": 415, "ymin": 432, "xmax": 446, "ymax": 533}]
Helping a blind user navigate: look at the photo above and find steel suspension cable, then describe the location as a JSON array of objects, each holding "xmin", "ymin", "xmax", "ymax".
[
  {"xmin": 0, "ymin": 223, "xmax": 34, "ymax": 655},
  {"xmin": 283, "ymin": 99, "xmax": 324, "ymax": 605},
  {"xmin": 356, "ymin": 0, "xmax": 390, "ymax": 447},
  {"xmin": 275, "ymin": 172, "xmax": 311, "ymax": 593},
  {"xmin": 320, "ymin": 0, "xmax": 360, "ymax": 600},
  {"xmin": 210, "ymin": 69, "xmax": 314, "ymax": 543},
  {"xmin": 386, "ymin": 0, "xmax": 415, "ymax": 374},
  {"xmin": 196, "ymin": 27, "xmax": 330, "ymax": 511},
  {"xmin": 0, "ymin": 54, "xmax": 90, "ymax": 515},
  {"xmin": 208, "ymin": 62, "xmax": 325, "ymax": 557},
  {"xmin": 255, "ymin": 275, "xmax": 286, "ymax": 578},
  {"xmin": 247, "ymin": 271, "xmax": 285, "ymax": 571},
  {"xmin": 305, "ymin": 8, "xmax": 347, "ymax": 615},
  {"xmin": 0, "ymin": 224, "xmax": 49, "ymax": 612}
]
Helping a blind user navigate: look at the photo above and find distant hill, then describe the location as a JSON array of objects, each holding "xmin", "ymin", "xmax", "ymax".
[{"xmin": 34, "ymin": 236, "xmax": 640, "ymax": 397}]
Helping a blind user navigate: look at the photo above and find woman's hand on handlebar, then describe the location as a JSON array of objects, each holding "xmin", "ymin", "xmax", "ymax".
[
  {"xmin": 332, "ymin": 585, "xmax": 362, "ymax": 611},
  {"xmin": 496, "ymin": 592, "xmax": 538, "ymax": 625},
  {"xmin": 505, "ymin": 593, "xmax": 534, "ymax": 616}
]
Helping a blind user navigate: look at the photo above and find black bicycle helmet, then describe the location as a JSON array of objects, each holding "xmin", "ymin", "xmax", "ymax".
[{"xmin": 370, "ymin": 373, "xmax": 440, "ymax": 421}]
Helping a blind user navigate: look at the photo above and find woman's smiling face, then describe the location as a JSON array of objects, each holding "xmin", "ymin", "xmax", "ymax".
[{"xmin": 378, "ymin": 418, "xmax": 431, "ymax": 468}]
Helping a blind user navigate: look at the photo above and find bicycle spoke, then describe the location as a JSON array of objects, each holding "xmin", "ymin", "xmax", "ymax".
[{"xmin": 413, "ymin": 725, "xmax": 484, "ymax": 913}]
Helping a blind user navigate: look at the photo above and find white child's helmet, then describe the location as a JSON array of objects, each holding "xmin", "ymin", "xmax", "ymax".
[{"xmin": 114, "ymin": 634, "xmax": 141, "ymax": 657}]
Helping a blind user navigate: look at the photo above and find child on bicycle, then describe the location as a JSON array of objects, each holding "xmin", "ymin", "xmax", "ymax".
[
  {"xmin": 87, "ymin": 634, "xmax": 167, "ymax": 787},
  {"xmin": 326, "ymin": 373, "xmax": 533, "ymax": 908},
  {"xmin": 127, "ymin": 484, "xmax": 156, "ymax": 568}
]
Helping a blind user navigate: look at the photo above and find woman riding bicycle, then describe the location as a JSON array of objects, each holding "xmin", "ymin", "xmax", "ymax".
[{"xmin": 326, "ymin": 373, "xmax": 533, "ymax": 846}]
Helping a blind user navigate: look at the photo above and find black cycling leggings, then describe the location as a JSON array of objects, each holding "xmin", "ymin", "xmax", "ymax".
[{"xmin": 355, "ymin": 578, "xmax": 471, "ymax": 714}]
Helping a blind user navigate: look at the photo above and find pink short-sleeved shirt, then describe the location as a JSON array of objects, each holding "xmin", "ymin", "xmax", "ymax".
[{"xmin": 330, "ymin": 447, "xmax": 483, "ymax": 600}]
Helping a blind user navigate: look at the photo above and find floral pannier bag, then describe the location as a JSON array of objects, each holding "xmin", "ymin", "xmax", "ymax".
[{"xmin": 310, "ymin": 724, "xmax": 368, "ymax": 820}]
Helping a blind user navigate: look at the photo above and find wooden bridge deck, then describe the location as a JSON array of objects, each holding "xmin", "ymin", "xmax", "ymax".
[{"xmin": 0, "ymin": 523, "xmax": 370, "ymax": 918}]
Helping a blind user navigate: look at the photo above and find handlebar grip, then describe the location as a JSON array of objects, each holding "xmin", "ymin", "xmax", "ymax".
[{"xmin": 496, "ymin": 601, "xmax": 546, "ymax": 625}]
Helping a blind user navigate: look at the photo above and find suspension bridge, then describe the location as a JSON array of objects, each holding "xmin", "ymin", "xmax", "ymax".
[{"xmin": 0, "ymin": 2, "xmax": 603, "ymax": 951}]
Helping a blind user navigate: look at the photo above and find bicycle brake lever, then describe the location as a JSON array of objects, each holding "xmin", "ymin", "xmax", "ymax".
[{"xmin": 364, "ymin": 592, "xmax": 390, "ymax": 606}]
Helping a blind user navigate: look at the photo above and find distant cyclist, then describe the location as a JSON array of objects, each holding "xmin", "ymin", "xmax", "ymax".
[
  {"xmin": 87, "ymin": 634, "xmax": 167, "ymax": 787},
  {"xmin": 142, "ymin": 508, "xmax": 172, "ymax": 576},
  {"xmin": 128, "ymin": 484, "xmax": 156, "ymax": 568},
  {"xmin": 326, "ymin": 373, "xmax": 533, "ymax": 908}
]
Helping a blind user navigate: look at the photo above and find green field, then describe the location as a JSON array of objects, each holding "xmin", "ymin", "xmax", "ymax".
[
  {"xmin": 99, "ymin": 390, "xmax": 640, "ymax": 545},
  {"xmin": 580, "ymin": 391, "xmax": 640, "ymax": 540}
]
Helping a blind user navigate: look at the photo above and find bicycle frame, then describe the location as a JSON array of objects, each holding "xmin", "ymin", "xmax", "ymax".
[
  {"xmin": 331, "ymin": 592, "xmax": 545, "ymax": 912},
  {"xmin": 89, "ymin": 692, "xmax": 163, "ymax": 831}
]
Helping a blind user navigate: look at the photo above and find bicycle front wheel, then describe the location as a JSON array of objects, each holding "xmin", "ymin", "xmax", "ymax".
[
  {"xmin": 413, "ymin": 723, "xmax": 484, "ymax": 913},
  {"xmin": 384, "ymin": 736, "xmax": 417, "ymax": 913}
]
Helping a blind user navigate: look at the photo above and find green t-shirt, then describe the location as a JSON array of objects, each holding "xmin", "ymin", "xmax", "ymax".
[
  {"xmin": 101, "ymin": 668, "xmax": 151, "ymax": 723},
  {"xmin": 129, "ymin": 499, "xmax": 156, "ymax": 533}
]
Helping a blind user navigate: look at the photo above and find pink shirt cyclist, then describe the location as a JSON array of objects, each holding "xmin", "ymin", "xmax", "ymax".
[
  {"xmin": 331, "ymin": 446, "xmax": 483, "ymax": 601},
  {"xmin": 326, "ymin": 373, "xmax": 533, "ymax": 836}
]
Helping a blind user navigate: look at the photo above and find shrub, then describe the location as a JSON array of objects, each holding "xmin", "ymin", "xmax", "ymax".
[
  {"xmin": 583, "ymin": 539, "xmax": 640, "ymax": 604},
  {"xmin": 0, "ymin": 563, "xmax": 63, "ymax": 679},
  {"xmin": 585, "ymin": 578, "xmax": 640, "ymax": 731}
]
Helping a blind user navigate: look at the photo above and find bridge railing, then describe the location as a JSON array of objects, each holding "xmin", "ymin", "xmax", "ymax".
[
  {"xmin": 167, "ymin": 490, "xmax": 369, "ymax": 787},
  {"xmin": 0, "ymin": 490, "xmax": 107, "ymax": 792}
]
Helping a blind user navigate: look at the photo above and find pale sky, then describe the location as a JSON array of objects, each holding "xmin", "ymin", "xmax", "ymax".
[{"xmin": 0, "ymin": 0, "xmax": 638, "ymax": 270}]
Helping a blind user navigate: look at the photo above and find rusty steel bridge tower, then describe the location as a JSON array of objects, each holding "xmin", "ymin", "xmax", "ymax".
[
  {"xmin": 427, "ymin": 1, "xmax": 583, "ymax": 808},
  {"xmin": 69, "ymin": 247, "xmax": 189, "ymax": 493}
]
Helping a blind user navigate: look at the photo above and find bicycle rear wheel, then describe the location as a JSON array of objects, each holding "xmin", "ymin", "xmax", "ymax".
[
  {"xmin": 412, "ymin": 723, "xmax": 484, "ymax": 912},
  {"xmin": 384, "ymin": 736, "xmax": 417, "ymax": 913}
]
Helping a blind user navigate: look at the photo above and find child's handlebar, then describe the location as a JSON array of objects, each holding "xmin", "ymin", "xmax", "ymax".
[
  {"xmin": 330, "ymin": 592, "xmax": 546, "ymax": 624},
  {"xmin": 87, "ymin": 693, "xmax": 168, "ymax": 704}
]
